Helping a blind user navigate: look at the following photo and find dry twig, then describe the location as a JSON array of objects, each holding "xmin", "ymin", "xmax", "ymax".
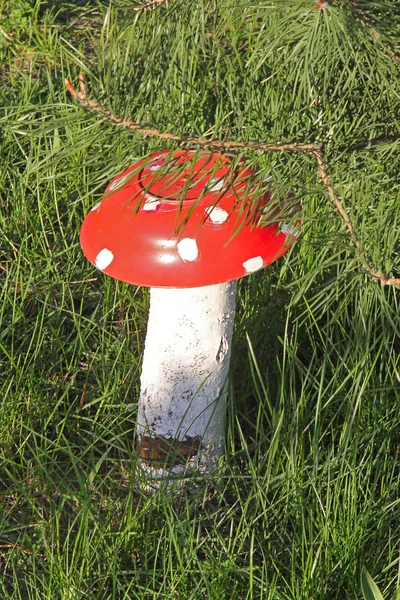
[
  {"xmin": 64, "ymin": 72, "xmax": 400, "ymax": 287},
  {"xmin": 133, "ymin": 0, "xmax": 166, "ymax": 12}
]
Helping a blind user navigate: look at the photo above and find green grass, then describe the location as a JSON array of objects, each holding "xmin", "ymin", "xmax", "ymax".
[{"xmin": 1, "ymin": 1, "xmax": 400, "ymax": 598}]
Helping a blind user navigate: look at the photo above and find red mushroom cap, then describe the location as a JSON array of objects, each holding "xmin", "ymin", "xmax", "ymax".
[{"xmin": 80, "ymin": 150, "xmax": 300, "ymax": 288}]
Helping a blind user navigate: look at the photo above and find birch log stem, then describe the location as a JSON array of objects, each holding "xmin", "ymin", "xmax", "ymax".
[{"xmin": 137, "ymin": 281, "xmax": 238, "ymax": 479}]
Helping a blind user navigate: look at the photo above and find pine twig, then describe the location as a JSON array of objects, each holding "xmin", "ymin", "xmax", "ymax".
[
  {"xmin": 311, "ymin": 149, "xmax": 400, "ymax": 286},
  {"xmin": 64, "ymin": 74, "xmax": 318, "ymax": 154},
  {"xmin": 64, "ymin": 73, "xmax": 400, "ymax": 287}
]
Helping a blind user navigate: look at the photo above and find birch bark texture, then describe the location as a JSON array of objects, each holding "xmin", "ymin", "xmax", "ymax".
[{"xmin": 137, "ymin": 281, "xmax": 237, "ymax": 477}]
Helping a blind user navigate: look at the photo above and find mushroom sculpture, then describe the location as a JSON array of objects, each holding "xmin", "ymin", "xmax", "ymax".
[{"xmin": 80, "ymin": 149, "xmax": 299, "ymax": 481}]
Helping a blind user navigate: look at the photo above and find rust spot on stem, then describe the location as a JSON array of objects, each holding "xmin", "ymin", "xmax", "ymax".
[{"xmin": 138, "ymin": 434, "xmax": 202, "ymax": 466}]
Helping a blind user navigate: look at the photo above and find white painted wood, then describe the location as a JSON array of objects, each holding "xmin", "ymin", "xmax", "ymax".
[{"xmin": 137, "ymin": 281, "xmax": 237, "ymax": 480}]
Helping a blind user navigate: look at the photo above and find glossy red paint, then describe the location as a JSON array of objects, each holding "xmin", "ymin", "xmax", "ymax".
[{"xmin": 80, "ymin": 149, "xmax": 298, "ymax": 288}]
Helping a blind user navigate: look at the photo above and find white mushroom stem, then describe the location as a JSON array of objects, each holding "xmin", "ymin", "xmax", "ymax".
[{"xmin": 137, "ymin": 281, "xmax": 237, "ymax": 478}]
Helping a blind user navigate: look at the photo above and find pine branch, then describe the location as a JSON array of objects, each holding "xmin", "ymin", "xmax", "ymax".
[
  {"xmin": 342, "ymin": 133, "xmax": 400, "ymax": 153},
  {"xmin": 343, "ymin": 0, "xmax": 400, "ymax": 63},
  {"xmin": 64, "ymin": 73, "xmax": 400, "ymax": 287}
]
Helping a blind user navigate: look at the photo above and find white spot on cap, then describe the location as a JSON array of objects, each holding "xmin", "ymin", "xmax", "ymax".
[
  {"xmin": 95, "ymin": 248, "xmax": 114, "ymax": 271},
  {"xmin": 205, "ymin": 206, "xmax": 229, "ymax": 224},
  {"xmin": 279, "ymin": 223, "xmax": 299, "ymax": 237},
  {"xmin": 90, "ymin": 201, "xmax": 101, "ymax": 212},
  {"xmin": 108, "ymin": 174, "xmax": 128, "ymax": 192},
  {"xmin": 243, "ymin": 256, "xmax": 264, "ymax": 273},
  {"xmin": 209, "ymin": 178, "xmax": 224, "ymax": 192},
  {"xmin": 145, "ymin": 156, "xmax": 165, "ymax": 171},
  {"xmin": 143, "ymin": 194, "xmax": 161, "ymax": 211},
  {"xmin": 177, "ymin": 238, "xmax": 199, "ymax": 262}
]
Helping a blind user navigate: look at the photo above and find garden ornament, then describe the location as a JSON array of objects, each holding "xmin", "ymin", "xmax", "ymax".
[{"xmin": 80, "ymin": 149, "xmax": 300, "ymax": 482}]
